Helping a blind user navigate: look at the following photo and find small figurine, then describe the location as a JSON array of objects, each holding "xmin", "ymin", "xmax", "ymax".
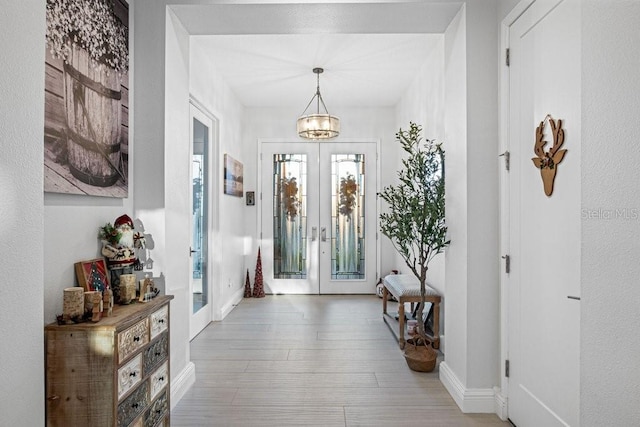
[
  {"xmin": 139, "ymin": 274, "xmax": 152, "ymax": 302},
  {"xmin": 100, "ymin": 214, "xmax": 145, "ymax": 269},
  {"xmin": 99, "ymin": 214, "xmax": 146, "ymax": 301},
  {"xmin": 103, "ymin": 287, "xmax": 114, "ymax": 317},
  {"xmin": 91, "ymin": 291, "xmax": 103, "ymax": 322}
]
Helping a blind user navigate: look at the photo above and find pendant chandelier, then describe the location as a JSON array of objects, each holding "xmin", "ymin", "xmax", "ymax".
[{"xmin": 297, "ymin": 67, "xmax": 340, "ymax": 140}]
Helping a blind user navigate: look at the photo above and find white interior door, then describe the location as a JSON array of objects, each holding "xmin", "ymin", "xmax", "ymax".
[
  {"xmin": 190, "ymin": 103, "xmax": 214, "ymax": 339},
  {"xmin": 260, "ymin": 141, "xmax": 378, "ymax": 294},
  {"xmin": 507, "ymin": 0, "xmax": 580, "ymax": 425}
]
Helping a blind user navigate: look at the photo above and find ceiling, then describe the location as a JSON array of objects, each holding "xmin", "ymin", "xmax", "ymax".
[
  {"xmin": 191, "ymin": 34, "xmax": 443, "ymax": 109},
  {"xmin": 173, "ymin": 2, "xmax": 462, "ymax": 109}
]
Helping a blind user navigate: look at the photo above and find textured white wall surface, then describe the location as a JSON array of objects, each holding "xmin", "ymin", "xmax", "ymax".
[
  {"xmin": 442, "ymin": 5, "xmax": 469, "ymax": 385},
  {"xmin": 0, "ymin": 1, "xmax": 45, "ymax": 425},
  {"xmin": 190, "ymin": 36, "xmax": 247, "ymax": 313},
  {"xmin": 162, "ymin": 8, "xmax": 193, "ymax": 389},
  {"xmin": 395, "ymin": 36, "xmax": 446, "ymax": 332},
  {"xmin": 463, "ymin": 0, "xmax": 501, "ymax": 389},
  {"xmin": 582, "ymin": 1, "xmax": 640, "ymax": 425}
]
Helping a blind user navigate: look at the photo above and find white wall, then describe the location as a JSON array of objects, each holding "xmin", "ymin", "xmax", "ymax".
[
  {"xmin": 0, "ymin": 1, "xmax": 45, "ymax": 425},
  {"xmin": 132, "ymin": 3, "xmax": 252, "ymax": 406},
  {"xmin": 43, "ymin": 9, "xmax": 136, "ymax": 320},
  {"xmin": 464, "ymin": 0, "xmax": 501, "ymax": 391},
  {"xmin": 190, "ymin": 39, "xmax": 247, "ymax": 312},
  {"xmin": 161, "ymin": 9, "xmax": 194, "ymax": 397},
  {"xmin": 440, "ymin": 0, "xmax": 502, "ymax": 410},
  {"xmin": 442, "ymin": 4, "xmax": 469, "ymax": 388},
  {"xmin": 581, "ymin": 1, "xmax": 640, "ymax": 425},
  {"xmin": 394, "ymin": 35, "xmax": 447, "ymax": 335}
]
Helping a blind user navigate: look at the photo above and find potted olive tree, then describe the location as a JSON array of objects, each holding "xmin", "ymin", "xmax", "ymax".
[{"xmin": 378, "ymin": 122, "xmax": 449, "ymax": 370}]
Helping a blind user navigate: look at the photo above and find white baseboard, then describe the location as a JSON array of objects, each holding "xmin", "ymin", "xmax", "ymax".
[
  {"xmin": 170, "ymin": 361, "xmax": 196, "ymax": 410},
  {"xmin": 221, "ymin": 288, "xmax": 244, "ymax": 319},
  {"xmin": 439, "ymin": 362, "xmax": 497, "ymax": 414},
  {"xmin": 494, "ymin": 386, "xmax": 508, "ymax": 420}
]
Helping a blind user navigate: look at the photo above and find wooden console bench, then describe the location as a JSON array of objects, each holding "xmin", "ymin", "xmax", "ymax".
[{"xmin": 382, "ymin": 274, "xmax": 441, "ymax": 349}]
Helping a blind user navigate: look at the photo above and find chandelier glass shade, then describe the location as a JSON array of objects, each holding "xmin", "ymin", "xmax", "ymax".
[{"xmin": 297, "ymin": 68, "xmax": 340, "ymax": 140}]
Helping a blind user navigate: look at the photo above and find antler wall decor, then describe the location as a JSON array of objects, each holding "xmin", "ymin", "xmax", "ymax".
[{"xmin": 532, "ymin": 115, "xmax": 567, "ymax": 196}]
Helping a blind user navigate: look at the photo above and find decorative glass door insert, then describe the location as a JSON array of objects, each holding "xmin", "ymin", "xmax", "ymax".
[
  {"xmin": 273, "ymin": 154, "xmax": 307, "ymax": 279},
  {"xmin": 331, "ymin": 154, "xmax": 365, "ymax": 279},
  {"xmin": 261, "ymin": 142, "xmax": 377, "ymax": 295}
]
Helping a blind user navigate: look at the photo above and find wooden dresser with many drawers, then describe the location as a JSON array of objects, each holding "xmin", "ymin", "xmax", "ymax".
[{"xmin": 45, "ymin": 295, "xmax": 173, "ymax": 426}]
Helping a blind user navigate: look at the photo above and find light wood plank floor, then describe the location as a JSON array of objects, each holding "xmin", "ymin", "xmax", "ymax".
[{"xmin": 171, "ymin": 295, "xmax": 510, "ymax": 426}]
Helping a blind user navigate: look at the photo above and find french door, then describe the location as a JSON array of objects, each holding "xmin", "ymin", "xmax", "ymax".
[
  {"xmin": 189, "ymin": 103, "xmax": 214, "ymax": 339},
  {"xmin": 260, "ymin": 141, "xmax": 378, "ymax": 294}
]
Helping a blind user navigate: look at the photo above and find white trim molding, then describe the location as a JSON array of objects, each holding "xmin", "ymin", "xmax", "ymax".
[
  {"xmin": 170, "ymin": 361, "xmax": 196, "ymax": 410},
  {"xmin": 494, "ymin": 386, "xmax": 508, "ymax": 421},
  {"xmin": 221, "ymin": 287, "xmax": 245, "ymax": 319},
  {"xmin": 439, "ymin": 362, "xmax": 497, "ymax": 414}
]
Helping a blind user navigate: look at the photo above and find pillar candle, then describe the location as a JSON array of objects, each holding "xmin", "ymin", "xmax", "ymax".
[{"xmin": 63, "ymin": 287, "xmax": 84, "ymax": 320}]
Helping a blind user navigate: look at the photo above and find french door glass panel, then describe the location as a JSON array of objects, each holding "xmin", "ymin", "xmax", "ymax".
[
  {"xmin": 273, "ymin": 154, "xmax": 308, "ymax": 279},
  {"xmin": 190, "ymin": 104, "xmax": 213, "ymax": 339},
  {"xmin": 261, "ymin": 142, "xmax": 376, "ymax": 295},
  {"xmin": 330, "ymin": 154, "xmax": 365, "ymax": 280}
]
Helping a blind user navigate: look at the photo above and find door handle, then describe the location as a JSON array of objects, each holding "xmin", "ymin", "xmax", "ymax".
[
  {"xmin": 311, "ymin": 227, "xmax": 317, "ymax": 242},
  {"xmin": 321, "ymin": 227, "xmax": 327, "ymax": 242}
]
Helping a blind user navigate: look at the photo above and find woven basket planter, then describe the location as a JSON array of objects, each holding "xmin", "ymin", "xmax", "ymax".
[{"xmin": 403, "ymin": 336, "xmax": 437, "ymax": 372}]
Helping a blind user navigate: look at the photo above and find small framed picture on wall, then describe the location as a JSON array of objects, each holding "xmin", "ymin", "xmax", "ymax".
[{"xmin": 224, "ymin": 154, "xmax": 243, "ymax": 197}]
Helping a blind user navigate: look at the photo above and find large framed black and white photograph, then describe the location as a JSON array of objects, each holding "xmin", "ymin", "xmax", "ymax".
[{"xmin": 44, "ymin": 0, "xmax": 129, "ymax": 197}]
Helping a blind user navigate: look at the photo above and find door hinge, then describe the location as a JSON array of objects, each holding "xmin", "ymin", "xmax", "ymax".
[
  {"xmin": 499, "ymin": 150, "xmax": 510, "ymax": 171},
  {"xmin": 502, "ymin": 254, "xmax": 510, "ymax": 274},
  {"xmin": 506, "ymin": 48, "xmax": 510, "ymax": 66},
  {"xmin": 505, "ymin": 359, "xmax": 510, "ymax": 378}
]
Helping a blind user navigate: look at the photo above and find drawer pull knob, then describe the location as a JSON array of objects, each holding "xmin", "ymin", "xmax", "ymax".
[
  {"xmin": 132, "ymin": 403, "xmax": 139, "ymax": 409},
  {"xmin": 133, "ymin": 336, "xmax": 140, "ymax": 342},
  {"xmin": 158, "ymin": 376, "xmax": 165, "ymax": 381},
  {"xmin": 130, "ymin": 372, "xmax": 137, "ymax": 377},
  {"xmin": 158, "ymin": 319, "xmax": 165, "ymax": 324},
  {"xmin": 155, "ymin": 351, "xmax": 161, "ymax": 356},
  {"xmin": 156, "ymin": 409, "xmax": 162, "ymax": 414}
]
